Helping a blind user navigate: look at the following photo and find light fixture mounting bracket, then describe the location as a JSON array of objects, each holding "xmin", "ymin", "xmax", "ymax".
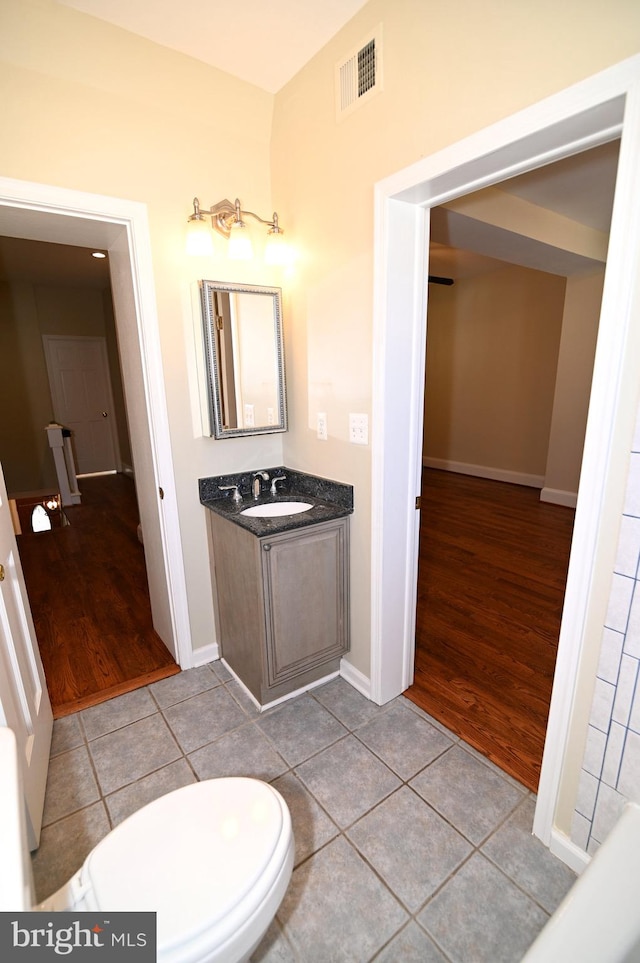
[
  {"xmin": 208, "ymin": 198, "xmax": 239, "ymax": 239},
  {"xmin": 204, "ymin": 197, "xmax": 280, "ymax": 239}
]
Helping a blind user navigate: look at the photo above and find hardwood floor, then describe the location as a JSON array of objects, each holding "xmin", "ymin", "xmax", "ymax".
[
  {"xmin": 17, "ymin": 473, "xmax": 180, "ymax": 719},
  {"xmin": 405, "ymin": 469, "xmax": 575, "ymax": 791}
]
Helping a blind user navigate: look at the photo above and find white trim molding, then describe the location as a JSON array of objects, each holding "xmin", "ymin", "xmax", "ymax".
[
  {"xmin": 371, "ymin": 53, "xmax": 640, "ymax": 863},
  {"xmin": 423, "ymin": 456, "xmax": 545, "ymax": 490},
  {"xmin": 191, "ymin": 642, "xmax": 220, "ymax": 667},
  {"xmin": 549, "ymin": 827, "xmax": 591, "ymax": 876},
  {"xmin": 0, "ymin": 177, "xmax": 193, "ymax": 671},
  {"xmin": 540, "ymin": 487, "xmax": 578, "ymax": 508},
  {"xmin": 340, "ymin": 657, "xmax": 371, "ymax": 700}
]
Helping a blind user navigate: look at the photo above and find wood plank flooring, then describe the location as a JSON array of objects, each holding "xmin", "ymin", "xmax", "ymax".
[
  {"xmin": 404, "ymin": 469, "xmax": 575, "ymax": 791},
  {"xmin": 17, "ymin": 473, "xmax": 180, "ymax": 718}
]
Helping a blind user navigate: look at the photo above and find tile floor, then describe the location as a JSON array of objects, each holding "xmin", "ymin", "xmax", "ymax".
[{"xmin": 32, "ymin": 664, "xmax": 577, "ymax": 962}]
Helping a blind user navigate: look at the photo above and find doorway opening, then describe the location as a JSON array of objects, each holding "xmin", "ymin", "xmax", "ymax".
[
  {"xmin": 0, "ymin": 235, "xmax": 181, "ymax": 715},
  {"xmin": 372, "ymin": 63, "xmax": 640, "ymax": 858},
  {"xmin": 405, "ymin": 143, "xmax": 617, "ymax": 791},
  {"xmin": 0, "ymin": 180, "xmax": 192, "ymax": 716}
]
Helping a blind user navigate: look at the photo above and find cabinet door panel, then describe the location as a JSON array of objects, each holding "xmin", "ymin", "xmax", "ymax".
[{"xmin": 262, "ymin": 521, "xmax": 348, "ymax": 686}]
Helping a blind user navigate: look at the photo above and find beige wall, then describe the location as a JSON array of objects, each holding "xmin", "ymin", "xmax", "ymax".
[
  {"xmin": 0, "ymin": 280, "xmax": 55, "ymax": 493},
  {"xmin": 423, "ymin": 265, "xmax": 567, "ymax": 481},
  {"xmin": 544, "ymin": 270, "xmax": 605, "ymax": 498},
  {"xmin": 2, "ymin": 0, "xmax": 640, "ymax": 669},
  {"xmin": 421, "ymin": 266, "xmax": 604, "ymax": 500},
  {"xmin": 0, "ymin": 278, "xmax": 130, "ymax": 494},
  {"xmin": 0, "ymin": 0, "xmax": 280, "ymax": 652},
  {"xmin": 272, "ymin": 0, "xmax": 640, "ymax": 675}
]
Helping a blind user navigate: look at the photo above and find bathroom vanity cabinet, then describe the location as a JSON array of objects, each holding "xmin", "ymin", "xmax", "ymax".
[{"xmin": 206, "ymin": 511, "xmax": 350, "ymax": 706}]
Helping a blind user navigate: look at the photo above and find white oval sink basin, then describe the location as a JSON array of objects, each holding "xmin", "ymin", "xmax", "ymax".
[{"xmin": 241, "ymin": 501, "xmax": 314, "ymax": 518}]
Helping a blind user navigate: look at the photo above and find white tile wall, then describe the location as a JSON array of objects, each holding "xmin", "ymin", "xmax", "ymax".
[{"xmin": 572, "ymin": 405, "xmax": 640, "ymax": 854}]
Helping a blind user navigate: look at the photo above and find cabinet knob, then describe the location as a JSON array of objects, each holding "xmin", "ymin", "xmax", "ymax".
[{"xmin": 263, "ymin": 543, "xmax": 271, "ymax": 552}]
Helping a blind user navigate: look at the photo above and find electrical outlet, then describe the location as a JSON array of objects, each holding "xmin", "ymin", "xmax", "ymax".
[
  {"xmin": 349, "ymin": 413, "xmax": 368, "ymax": 445},
  {"xmin": 317, "ymin": 412, "xmax": 328, "ymax": 440},
  {"xmin": 244, "ymin": 404, "xmax": 255, "ymax": 428},
  {"xmin": 267, "ymin": 407, "xmax": 274, "ymax": 426}
]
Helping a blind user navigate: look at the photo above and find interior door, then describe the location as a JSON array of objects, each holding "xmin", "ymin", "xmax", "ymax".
[
  {"xmin": 0, "ymin": 463, "xmax": 52, "ymax": 851},
  {"xmin": 43, "ymin": 335, "xmax": 119, "ymax": 475}
]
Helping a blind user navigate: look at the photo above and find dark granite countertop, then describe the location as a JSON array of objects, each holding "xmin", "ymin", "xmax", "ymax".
[{"xmin": 199, "ymin": 466, "xmax": 353, "ymax": 537}]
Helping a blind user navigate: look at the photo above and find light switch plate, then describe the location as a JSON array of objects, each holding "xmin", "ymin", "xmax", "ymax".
[
  {"xmin": 317, "ymin": 412, "xmax": 328, "ymax": 440},
  {"xmin": 349, "ymin": 413, "xmax": 368, "ymax": 445}
]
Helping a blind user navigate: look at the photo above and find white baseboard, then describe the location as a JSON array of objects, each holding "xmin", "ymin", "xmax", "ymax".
[
  {"xmin": 76, "ymin": 470, "xmax": 117, "ymax": 478},
  {"xmin": 220, "ymin": 659, "xmax": 340, "ymax": 712},
  {"xmin": 192, "ymin": 647, "xmax": 373, "ymax": 705},
  {"xmin": 423, "ymin": 457, "xmax": 544, "ymax": 490},
  {"xmin": 219, "ymin": 659, "xmax": 263, "ymax": 709},
  {"xmin": 258, "ymin": 671, "xmax": 341, "ymax": 712},
  {"xmin": 549, "ymin": 826, "xmax": 591, "ymax": 875},
  {"xmin": 190, "ymin": 641, "xmax": 219, "ymax": 668},
  {"xmin": 340, "ymin": 658, "xmax": 371, "ymax": 699},
  {"xmin": 540, "ymin": 487, "xmax": 578, "ymax": 508}
]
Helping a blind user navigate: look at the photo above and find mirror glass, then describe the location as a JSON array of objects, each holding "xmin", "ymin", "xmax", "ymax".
[{"xmin": 200, "ymin": 280, "xmax": 287, "ymax": 438}]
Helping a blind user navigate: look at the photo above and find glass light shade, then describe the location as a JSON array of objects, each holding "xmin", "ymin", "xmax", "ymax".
[
  {"xmin": 186, "ymin": 217, "xmax": 214, "ymax": 257},
  {"xmin": 227, "ymin": 222, "xmax": 254, "ymax": 260},
  {"xmin": 264, "ymin": 231, "xmax": 290, "ymax": 266}
]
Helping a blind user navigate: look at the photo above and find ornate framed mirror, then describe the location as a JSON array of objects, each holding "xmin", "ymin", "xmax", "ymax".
[{"xmin": 200, "ymin": 280, "xmax": 287, "ymax": 439}]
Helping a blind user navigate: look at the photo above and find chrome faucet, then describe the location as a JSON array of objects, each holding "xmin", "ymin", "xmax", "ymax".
[
  {"xmin": 270, "ymin": 475, "xmax": 286, "ymax": 495},
  {"xmin": 218, "ymin": 484, "xmax": 242, "ymax": 503},
  {"xmin": 252, "ymin": 471, "xmax": 270, "ymax": 499}
]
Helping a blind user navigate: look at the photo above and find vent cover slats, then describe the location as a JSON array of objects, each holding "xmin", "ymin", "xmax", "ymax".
[
  {"xmin": 336, "ymin": 25, "xmax": 383, "ymax": 120},
  {"xmin": 357, "ymin": 40, "xmax": 376, "ymax": 97}
]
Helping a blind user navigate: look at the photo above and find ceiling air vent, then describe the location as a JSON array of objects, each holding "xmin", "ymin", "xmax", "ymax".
[{"xmin": 335, "ymin": 25, "xmax": 383, "ymax": 121}]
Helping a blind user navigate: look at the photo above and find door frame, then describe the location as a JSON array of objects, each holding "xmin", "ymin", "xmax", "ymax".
[
  {"xmin": 371, "ymin": 54, "xmax": 640, "ymax": 868},
  {"xmin": 0, "ymin": 178, "xmax": 192, "ymax": 669},
  {"xmin": 42, "ymin": 334, "xmax": 122, "ymax": 475}
]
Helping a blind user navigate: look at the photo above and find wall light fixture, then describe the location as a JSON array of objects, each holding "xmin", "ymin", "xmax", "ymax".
[{"xmin": 186, "ymin": 196, "xmax": 289, "ymax": 265}]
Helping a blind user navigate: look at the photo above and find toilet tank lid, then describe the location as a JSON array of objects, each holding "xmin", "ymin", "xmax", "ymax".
[{"xmin": 83, "ymin": 777, "xmax": 290, "ymax": 948}]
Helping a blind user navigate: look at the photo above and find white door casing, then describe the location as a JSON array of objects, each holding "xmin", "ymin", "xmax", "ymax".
[
  {"xmin": 43, "ymin": 335, "xmax": 120, "ymax": 475},
  {"xmin": 0, "ymin": 179, "xmax": 191, "ymax": 670},
  {"xmin": 0, "ymin": 463, "xmax": 53, "ymax": 851},
  {"xmin": 0, "ymin": 726, "xmax": 33, "ymax": 910},
  {"xmin": 371, "ymin": 54, "xmax": 640, "ymax": 870}
]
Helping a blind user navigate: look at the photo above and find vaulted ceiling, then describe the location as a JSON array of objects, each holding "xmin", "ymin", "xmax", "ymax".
[
  {"xmin": 3, "ymin": 5, "xmax": 620, "ymax": 285},
  {"xmin": 56, "ymin": 0, "xmax": 369, "ymax": 93}
]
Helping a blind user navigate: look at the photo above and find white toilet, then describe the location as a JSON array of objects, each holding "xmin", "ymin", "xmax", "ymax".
[{"xmin": 1, "ymin": 727, "xmax": 294, "ymax": 963}]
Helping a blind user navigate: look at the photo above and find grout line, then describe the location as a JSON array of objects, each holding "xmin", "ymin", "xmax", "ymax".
[{"xmin": 39, "ymin": 671, "xmax": 566, "ymax": 958}]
